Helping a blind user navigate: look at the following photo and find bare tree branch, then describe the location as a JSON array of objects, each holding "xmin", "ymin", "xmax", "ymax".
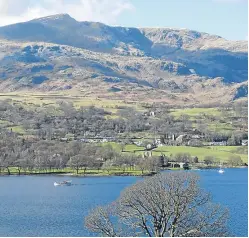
[{"xmin": 85, "ymin": 172, "xmax": 230, "ymax": 237}]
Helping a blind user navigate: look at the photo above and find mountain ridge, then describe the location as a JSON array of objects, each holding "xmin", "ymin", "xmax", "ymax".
[
  {"xmin": 0, "ymin": 14, "xmax": 247, "ymax": 105},
  {"xmin": 0, "ymin": 14, "xmax": 247, "ymax": 53}
]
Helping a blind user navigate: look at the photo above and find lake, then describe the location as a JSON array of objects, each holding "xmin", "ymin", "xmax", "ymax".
[{"xmin": 0, "ymin": 168, "xmax": 248, "ymax": 237}]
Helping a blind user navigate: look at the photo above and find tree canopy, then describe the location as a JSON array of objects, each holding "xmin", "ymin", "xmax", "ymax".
[{"xmin": 85, "ymin": 172, "xmax": 229, "ymax": 237}]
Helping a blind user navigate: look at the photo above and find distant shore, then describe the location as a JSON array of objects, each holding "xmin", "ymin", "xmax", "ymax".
[
  {"xmin": 0, "ymin": 172, "xmax": 154, "ymax": 177},
  {"xmin": 0, "ymin": 166, "xmax": 247, "ymax": 177}
]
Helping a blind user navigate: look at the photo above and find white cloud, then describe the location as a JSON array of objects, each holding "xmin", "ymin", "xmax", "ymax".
[{"xmin": 0, "ymin": 0, "xmax": 135, "ymax": 26}]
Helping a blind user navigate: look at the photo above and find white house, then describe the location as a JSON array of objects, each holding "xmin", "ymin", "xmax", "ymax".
[
  {"xmin": 207, "ymin": 141, "xmax": 227, "ymax": 146},
  {"xmin": 242, "ymin": 140, "xmax": 248, "ymax": 146}
]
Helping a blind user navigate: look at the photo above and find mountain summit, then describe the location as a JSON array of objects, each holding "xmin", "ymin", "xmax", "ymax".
[{"xmin": 32, "ymin": 13, "xmax": 73, "ymax": 21}]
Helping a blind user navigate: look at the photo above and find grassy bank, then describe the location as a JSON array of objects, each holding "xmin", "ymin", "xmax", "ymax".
[
  {"xmin": 105, "ymin": 143, "xmax": 248, "ymax": 163},
  {"xmin": 152, "ymin": 146, "xmax": 248, "ymax": 163}
]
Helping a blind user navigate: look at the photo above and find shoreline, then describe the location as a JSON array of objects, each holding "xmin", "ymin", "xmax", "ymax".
[
  {"xmin": 0, "ymin": 171, "xmax": 154, "ymax": 177},
  {"xmin": 0, "ymin": 173, "xmax": 153, "ymax": 177},
  {"xmin": 0, "ymin": 166, "xmax": 247, "ymax": 177}
]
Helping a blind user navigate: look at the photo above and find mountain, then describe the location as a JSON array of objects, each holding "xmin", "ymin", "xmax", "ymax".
[{"xmin": 0, "ymin": 14, "xmax": 247, "ymax": 105}]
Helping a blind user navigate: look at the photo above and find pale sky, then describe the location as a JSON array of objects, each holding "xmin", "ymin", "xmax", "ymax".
[{"xmin": 0, "ymin": 0, "xmax": 247, "ymax": 40}]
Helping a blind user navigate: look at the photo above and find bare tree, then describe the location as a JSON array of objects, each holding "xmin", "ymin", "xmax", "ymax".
[
  {"xmin": 120, "ymin": 143, "xmax": 126, "ymax": 152},
  {"xmin": 227, "ymin": 155, "xmax": 243, "ymax": 166},
  {"xmin": 137, "ymin": 156, "xmax": 147, "ymax": 174},
  {"xmin": 144, "ymin": 156, "xmax": 161, "ymax": 173},
  {"xmin": 174, "ymin": 153, "xmax": 191, "ymax": 163},
  {"xmin": 85, "ymin": 172, "xmax": 229, "ymax": 237},
  {"xmin": 67, "ymin": 155, "xmax": 82, "ymax": 174},
  {"xmin": 85, "ymin": 205, "xmax": 118, "ymax": 236},
  {"xmin": 102, "ymin": 159, "xmax": 113, "ymax": 174},
  {"xmin": 203, "ymin": 156, "xmax": 216, "ymax": 165}
]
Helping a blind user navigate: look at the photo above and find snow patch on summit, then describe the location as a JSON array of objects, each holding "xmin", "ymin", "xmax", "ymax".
[{"xmin": 31, "ymin": 14, "xmax": 72, "ymax": 23}]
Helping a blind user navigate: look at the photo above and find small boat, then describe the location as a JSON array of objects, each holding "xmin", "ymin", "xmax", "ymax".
[
  {"xmin": 218, "ymin": 169, "xmax": 225, "ymax": 174},
  {"xmin": 54, "ymin": 180, "xmax": 72, "ymax": 186},
  {"xmin": 218, "ymin": 163, "xmax": 225, "ymax": 174}
]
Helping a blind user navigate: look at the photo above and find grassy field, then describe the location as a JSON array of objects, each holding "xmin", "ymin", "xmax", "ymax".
[
  {"xmin": 124, "ymin": 144, "xmax": 145, "ymax": 152},
  {"xmin": 11, "ymin": 125, "xmax": 26, "ymax": 134},
  {"xmin": 101, "ymin": 142, "xmax": 248, "ymax": 163},
  {"xmin": 170, "ymin": 108, "xmax": 222, "ymax": 118},
  {"xmin": 0, "ymin": 91, "xmax": 146, "ymax": 120},
  {"xmin": 152, "ymin": 146, "xmax": 248, "ymax": 163},
  {"xmin": 170, "ymin": 107, "xmax": 239, "ymax": 133},
  {"xmin": 208, "ymin": 123, "xmax": 233, "ymax": 132},
  {"xmin": 101, "ymin": 142, "xmax": 145, "ymax": 153},
  {"xmin": 0, "ymin": 120, "xmax": 11, "ymax": 126},
  {"xmin": 0, "ymin": 91, "xmax": 144, "ymax": 108}
]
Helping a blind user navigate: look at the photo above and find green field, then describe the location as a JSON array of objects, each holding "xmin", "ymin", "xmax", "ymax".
[
  {"xmin": 101, "ymin": 142, "xmax": 248, "ymax": 163},
  {"xmin": 11, "ymin": 126, "xmax": 26, "ymax": 134},
  {"xmin": 208, "ymin": 122, "xmax": 233, "ymax": 132},
  {"xmin": 152, "ymin": 146, "xmax": 248, "ymax": 163},
  {"xmin": 0, "ymin": 91, "xmax": 146, "ymax": 120},
  {"xmin": 101, "ymin": 142, "xmax": 145, "ymax": 152},
  {"xmin": 0, "ymin": 120, "xmax": 11, "ymax": 126},
  {"xmin": 170, "ymin": 107, "xmax": 240, "ymax": 133},
  {"xmin": 0, "ymin": 91, "xmax": 144, "ymax": 109},
  {"xmin": 170, "ymin": 108, "xmax": 222, "ymax": 118}
]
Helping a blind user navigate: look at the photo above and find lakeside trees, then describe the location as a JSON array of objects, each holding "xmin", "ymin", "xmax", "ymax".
[
  {"xmin": 0, "ymin": 135, "xmax": 162, "ymax": 175},
  {"xmin": 204, "ymin": 156, "xmax": 216, "ymax": 165},
  {"xmin": 227, "ymin": 155, "xmax": 243, "ymax": 166},
  {"xmin": 0, "ymin": 128, "xmax": 246, "ymax": 175},
  {"xmin": 85, "ymin": 172, "xmax": 230, "ymax": 237}
]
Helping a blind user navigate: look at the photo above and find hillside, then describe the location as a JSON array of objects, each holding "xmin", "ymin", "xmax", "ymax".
[{"xmin": 0, "ymin": 14, "xmax": 247, "ymax": 105}]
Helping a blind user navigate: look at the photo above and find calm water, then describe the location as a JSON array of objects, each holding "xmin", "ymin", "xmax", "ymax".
[{"xmin": 0, "ymin": 168, "xmax": 247, "ymax": 237}]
